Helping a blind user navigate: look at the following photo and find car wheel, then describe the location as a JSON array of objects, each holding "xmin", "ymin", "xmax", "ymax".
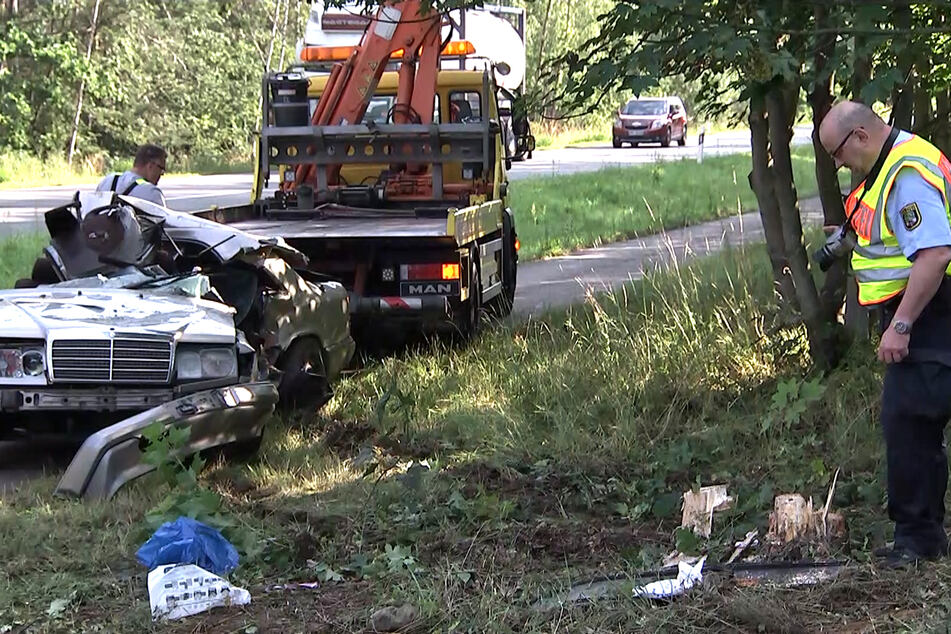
[
  {"xmin": 678, "ymin": 125, "xmax": 687, "ymax": 146},
  {"xmin": 631, "ymin": 142, "xmax": 639, "ymax": 148},
  {"xmin": 661, "ymin": 127, "xmax": 671, "ymax": 147},
  {"xmin": 276, "ymin": 337, "xmax": 331, "ymax": 415},
  {"xmin": 219, "ymin": 434, "xmax": 263, "ymax": 463},
  {"xmin": 612, "ymin": 137, "xmax": 622, "ymax": 149}
]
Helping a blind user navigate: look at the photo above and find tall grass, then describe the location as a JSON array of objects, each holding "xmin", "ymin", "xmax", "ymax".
[
  {"xmin": 510, "ymin": 146, "xmax": 823, "ymax": 259},
  {"xmin": 0, "ymin": 151, "xmax": 251, "ymax": 189},
  {"xmin": 533, "ymin": 119, "xmax": 612, "ymax": 149},
  {"xmin": 0, "ymin": 233, "xmax": 48, "ymax": 287}
]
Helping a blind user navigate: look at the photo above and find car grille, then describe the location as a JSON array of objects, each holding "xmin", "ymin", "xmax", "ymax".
[
  {"xmin": 627, "ymin": 122, "xmax": 648, "ymax": 129},
  {"xmin": 51, "ymin": 337, "xmax": 173, "ymax": 384}
]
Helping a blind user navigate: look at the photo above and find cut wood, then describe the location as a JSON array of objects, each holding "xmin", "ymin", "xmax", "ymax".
[{"xmin": 681, "ymin": 484, "xmax": 734, "ymax": 538}]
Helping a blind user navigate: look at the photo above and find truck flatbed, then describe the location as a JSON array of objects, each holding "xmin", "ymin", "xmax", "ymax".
[
  {"xmin": 226, "ymin": 215, "xmax": 450, "ymax": 240},
  {"xmin": 200, "ymin": 199, "xmax": 503, "ymax": 245}
]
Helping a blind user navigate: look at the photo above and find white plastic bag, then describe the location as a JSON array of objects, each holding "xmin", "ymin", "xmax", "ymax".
[
  {"xmin": 632, "ymin": 556, "xmax": 706, "ymax": 600},
  {"xmin": 148, "ymin": 563, "xmax": 251, "ymax": 621}
]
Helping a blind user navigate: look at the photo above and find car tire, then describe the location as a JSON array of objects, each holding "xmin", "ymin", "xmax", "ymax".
[
  {"xmin": 661, "ymin": 127, "xmax": 671, "ymax": 147},
  {"xmin": 33, "ymin": 256, "xmax": 59, "ymax": 284},
  {"xmin": 612, "ymin": 137, "xmax": 622, "ymax": 149},
  {"xmin": 678, "ymin": 125, "xmax": 687, "ymax": 146},
  {"xmin": 276, "ymin": 337, "xmax": 331, "ymax": 415},
  {"xmin": 219, "ymin": 434, "xmax": 263, "ymax": 463},
  {"xmin": 631, "ymin": 142, "xmax": 639, "ymax": 148}
]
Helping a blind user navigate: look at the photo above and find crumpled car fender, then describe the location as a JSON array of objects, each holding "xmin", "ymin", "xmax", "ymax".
[{"xmin": 55, "ymin": 382, "xmax": 277, "ymax": 500}]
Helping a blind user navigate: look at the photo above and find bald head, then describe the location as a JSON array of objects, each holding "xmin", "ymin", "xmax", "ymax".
[{"xmin": 819, "ymin": 101, "xmax": 891, "ymax": 173}]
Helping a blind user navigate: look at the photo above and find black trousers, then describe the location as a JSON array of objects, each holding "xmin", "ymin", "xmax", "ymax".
[{"xmin": 881, "ymin": 359, "xmax": 951, "ymax": 557}]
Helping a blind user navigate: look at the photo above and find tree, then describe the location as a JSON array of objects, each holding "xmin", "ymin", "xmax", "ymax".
[{"xmin": 553, "ymin": 0, "xmax": 951, "ymax": 368}]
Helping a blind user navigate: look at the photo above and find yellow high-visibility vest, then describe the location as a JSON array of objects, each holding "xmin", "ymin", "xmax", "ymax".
[{"xmin": 848, "ymin": 133, "xmax": 951, "ymax": 305}]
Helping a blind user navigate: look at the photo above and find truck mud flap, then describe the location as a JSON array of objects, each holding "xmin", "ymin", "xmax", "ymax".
[
  {"xmin": 54, "ymin": 382, "xmax": 278, "ymax": 501},
  {"xmin": 351, "ymin": 295, "xmax": 449, "ymax": 316}
]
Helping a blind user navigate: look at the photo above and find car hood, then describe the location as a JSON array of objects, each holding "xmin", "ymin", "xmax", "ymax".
[
  {"xmin": 0, "ymin": 288, "xmax": 237, "ymax": 343},
  {"xmin": 618, "ymin": 115, "xmax": 666, "ymax": 123}
]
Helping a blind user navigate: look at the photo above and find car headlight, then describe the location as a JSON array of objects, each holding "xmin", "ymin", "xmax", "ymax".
[
  {"xmin": 650, "ymin": 119, "xmax": 664, "ymax": 129},
  {"xmin": 0, "ymin": 347, "xmax": 45, "ymax": 379},
  {"xmin": 22, "ymin": 350, "xmax": 46, "ymax": 376},
  {"xmin": 175, "ymin": 346, "xmax": 237, "ymax": 380},
  {"xmin": 614, "ymin": 118, "xmax": 623, "ymax": 128}
]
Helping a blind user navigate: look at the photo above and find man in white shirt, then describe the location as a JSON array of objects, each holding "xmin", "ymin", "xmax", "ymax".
[{"xmin": 96, "ymin": 143, "xmax": 168, "ymax": 206}]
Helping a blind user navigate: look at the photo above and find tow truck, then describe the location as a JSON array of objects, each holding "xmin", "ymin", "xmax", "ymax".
[{"xmin": 198, "ymin": 0, "xmax": 519, "ymax": 341}]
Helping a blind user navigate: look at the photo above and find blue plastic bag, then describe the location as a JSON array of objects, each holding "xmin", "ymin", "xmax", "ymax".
[{"xmin": 136, "ymin": 517, "xmax": 239, "ymax": 576}]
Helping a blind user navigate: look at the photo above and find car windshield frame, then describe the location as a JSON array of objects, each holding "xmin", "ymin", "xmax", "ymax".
[{"xmin": 622, "ymin": 100, "xmax": 666, "ymax": 116}]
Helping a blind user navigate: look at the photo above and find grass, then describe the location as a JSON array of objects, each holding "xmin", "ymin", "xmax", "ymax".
[
  {"xmin": 5, "ymin": 236, "xmax": 948, "ymax": 632},
  {"xmin": 0, "ymin": 151, "xmax": 251, "ymax": 189},
  {"xmin": 0, "ymin": 233, "xmax": 48, "ymax": 288},
  {"xmin": 533, "ymin": 120, "xmax": 612, "ymax": 149},
  {"xmin": 510, "ymin": 145, "xmax": 824, "ymax": 260}
]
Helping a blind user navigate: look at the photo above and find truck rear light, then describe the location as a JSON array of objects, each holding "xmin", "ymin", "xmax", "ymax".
[
  {"xmin": 381, "ymin": 267, "xmax": 395, "ymax": 281},
  {"xmin": 401, "ymin": 263, "xmax": 459, "ymax": 280},
  {"xmin": 514, "ymin": 238, "xmax": 521, "ymax": 251}
]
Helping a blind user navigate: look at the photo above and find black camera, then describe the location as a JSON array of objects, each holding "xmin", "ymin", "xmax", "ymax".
[{"xmin": 812, "ymin": 224, "xmax": 856, "ymax": 272}]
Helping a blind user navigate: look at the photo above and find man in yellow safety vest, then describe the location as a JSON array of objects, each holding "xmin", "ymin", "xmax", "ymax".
[{"xmin": 819, "ymin": 101, "xmax": 951, "ymax": 568}]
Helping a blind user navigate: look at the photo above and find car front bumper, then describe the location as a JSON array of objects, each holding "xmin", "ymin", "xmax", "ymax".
[
  {"xmin": 613, "ymin": 126, "xmax": 666, "ymax": 141},
  {"xmin": 54, "ymin": 381, "xmax": 277, "ymax": 500}
]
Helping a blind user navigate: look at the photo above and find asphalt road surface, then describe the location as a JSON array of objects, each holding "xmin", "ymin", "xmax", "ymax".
[{"xmin": 0, "ymin": 127, "xmax": 815, "ymax": 494}]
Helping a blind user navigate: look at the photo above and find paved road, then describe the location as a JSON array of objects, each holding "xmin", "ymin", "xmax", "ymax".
[
  {"xmin": 0, "ymin": 127, "xmax": 816, "ymax": 494},
  {"xmin": 0, "ymin": 127, "xmax": 812, "ymax": 239}
]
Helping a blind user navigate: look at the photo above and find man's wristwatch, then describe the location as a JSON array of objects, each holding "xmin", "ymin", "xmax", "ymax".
[{"xmin": 892, "ymin": 319, "xmax": 913, "ymax": 335}]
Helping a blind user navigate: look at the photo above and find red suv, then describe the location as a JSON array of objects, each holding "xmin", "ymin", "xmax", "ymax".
[{"xmin": 612, "ymin": 97, "xmax": 687, "ymax": 148}]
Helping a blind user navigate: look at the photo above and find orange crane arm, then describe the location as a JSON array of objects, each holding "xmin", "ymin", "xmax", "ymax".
[{"xmin": 294, "ymin": 0, "xmax": 444, "ymax": 189}]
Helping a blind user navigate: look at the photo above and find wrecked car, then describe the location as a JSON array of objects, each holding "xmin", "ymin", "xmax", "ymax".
[{"xmin": 3, "ymin": 192, "xmax": 355, "ymax": 499}]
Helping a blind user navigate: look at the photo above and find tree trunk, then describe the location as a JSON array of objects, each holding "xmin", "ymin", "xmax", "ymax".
[
  {"xmin": 67, "ymin": 0, "xmax": 103, "ymax": 166},
  {"xmin": 891, "ymin": 5, "xmax": 914, "ymax": 129},
  {"xmin": 277, "ymin": 0, "xmax": 290, "ymax": 70},
  {"xmin": 809, "ymin": 6, "xmax": 848, "ymax": 327},
  {"xmin": 847, "ymin": 32, "xmax": 873, "ymax": 337},
  {"xmin": 748, "ymin": 90, "xmax": 798, "ymax": 316},
  {"xmin": 936, "ymin": 87, "xmax": 951, "ymax": 156},
  {"xmin": 766, "ymin": 80, "xmax": 837, "ymax": 369},
  {"xmin": 913, "ymin": 61, "xmax": 933, "ymax": 137},
  {"xmin": 265, "ymin": 0, "xmax": 283, "ymax": 73}
]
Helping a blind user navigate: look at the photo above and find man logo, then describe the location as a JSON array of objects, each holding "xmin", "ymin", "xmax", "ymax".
[{"xmin": 406, "ymin": 283, "xmax": 454, "ymax": 295}]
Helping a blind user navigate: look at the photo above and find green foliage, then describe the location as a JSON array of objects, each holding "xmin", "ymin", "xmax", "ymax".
[
  {"xmin": 763, "ymin": 377, "xmax": 827, "ymax": 434},
  {"xmin": 0, "ymin": 8, "xmax": 88, "ymax": 154},
  {"xmin": 139, "ymin": 421, "xmax": 223, "ymax": 530},
  {"xmin": 1, "ymin": 0, "xmax": 306, "ymax": 162}
]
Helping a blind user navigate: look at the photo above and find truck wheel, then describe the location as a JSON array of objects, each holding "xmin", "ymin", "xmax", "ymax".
[
  {"xmin": 276, "ymin": 337, "xmax": 331, "ymax": 415},
  {"xmin": 488, "ymin": 237, "xmax": 517, "ymax": 318},
  {"xmin": 457, "ymin": 251, "xmax": 484, "ymax": 338},
  {"xmin": 661, "ymin": 127, "xmax": 671, "ymax": 147}
]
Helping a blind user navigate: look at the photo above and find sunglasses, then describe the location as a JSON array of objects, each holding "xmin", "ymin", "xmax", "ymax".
[{"xmin": 151, "ymin": 161, "xmax": 167, "ymax": 172}]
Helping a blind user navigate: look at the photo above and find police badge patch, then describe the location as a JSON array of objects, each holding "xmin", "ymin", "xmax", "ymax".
[{"xmin": 899, "ymin": 202, "xmax": 922, "ymax": 231}]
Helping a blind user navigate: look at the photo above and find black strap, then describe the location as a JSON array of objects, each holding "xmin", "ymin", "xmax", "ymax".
[
  {"xmin": 121, "ymin": 179, "xmax": 141, "ymax": 196},
  {"xmin": 108, "ymin": 173, "xmax": 142, "ymax": 196}
]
